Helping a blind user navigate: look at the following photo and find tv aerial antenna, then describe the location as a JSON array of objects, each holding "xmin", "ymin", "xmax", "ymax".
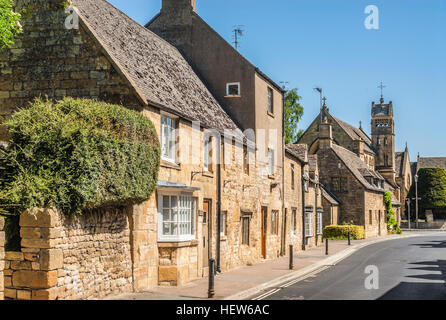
[{"xmin": 232, "ymin": 25, "xmax": 244, "ymax": 50}]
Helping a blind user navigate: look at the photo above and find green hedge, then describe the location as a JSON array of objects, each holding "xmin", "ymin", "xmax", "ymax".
[
  {"xmin": 0, "ymin": 98, "xmax": 160, "ymax": 248},
  {"xmin": 323, "ymin": 225, "xmax": 365, "ymax": 240}
]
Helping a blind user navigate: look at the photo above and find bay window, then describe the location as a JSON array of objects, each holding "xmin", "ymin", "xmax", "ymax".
[
  {"xmin": 158, "ymin": 193, "xmax": 196, "ymax": 242},
  {"xmin": 305, "ymin": 210, "xmax": 313, "ymax": 237}
]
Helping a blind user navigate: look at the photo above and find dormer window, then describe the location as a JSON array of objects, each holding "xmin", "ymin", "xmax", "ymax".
[{"xmin": 226, "ymin": 82, "xmax": 240, "ymax": 97}]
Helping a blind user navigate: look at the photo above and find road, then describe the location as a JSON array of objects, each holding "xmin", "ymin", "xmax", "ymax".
[{"xmin": 258, "ymin": 235, "xmax": 446, "ymax": 300}]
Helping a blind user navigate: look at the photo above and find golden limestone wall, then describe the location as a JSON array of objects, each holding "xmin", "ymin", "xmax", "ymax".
[
  {"xmin": 284, "ymin": 155, "xmax": 304, "ymax": 252},
  {"xmin": 0, "ymin": 217, "xmax": 4, "ymax": 300},
  {"xmin": 364, "ymin": 191, "xmax": 387, "ymax": 238},
  {"xmin": 3, "ymin": 206, "xmax": 156, "ymax": 300}
]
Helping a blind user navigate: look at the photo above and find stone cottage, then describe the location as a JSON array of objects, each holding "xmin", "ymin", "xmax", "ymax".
[{"xmin": 0, "ymin": 0, "xmax": 308, "ymax": 299}]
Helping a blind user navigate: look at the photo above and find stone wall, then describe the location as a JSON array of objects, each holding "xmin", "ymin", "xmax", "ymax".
[
  {"xmin": 0, "ymin": 0, "xmax": 142, "ymax": 142},
  {"xmin": 2, "ymin": 207, "xmax": 155, "ymax": 300},
  {"xmin": 364, "ymin": 191, "xmax": 387, "ymax": 237},
  {"xmin": 0, "ymin": 217, "xmax": 4, "ymax": 300}
]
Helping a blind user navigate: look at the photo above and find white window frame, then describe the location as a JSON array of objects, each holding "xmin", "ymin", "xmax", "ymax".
[
  {"xmin": 203, "ymin": 136, "xmax": 213, "ymax": 172},
  {"xmin": 305, "ymin": 210, "xmax": 313, "ymax": 237},
  {"xmin": 268, "ymin": 148, "xmax": 275, "ymax": 175},
  {"xmin": 161, "ymin": 114, "xmax": 177, "ymax": 164},
  {"xmin": 317, "ymin": 211, "xmax": 323, "ymax": 235},
  {"xmin": 267, "ymin": 87, "xmax": 274, "ymax": 114},
  {"xmin": 226, "ymin": 82, "xmax": 240, "ymax": 97},
  {"xmin": 291, "ymin": 209, "xmax": 296, "ymax": 235},
  {"xmin": 158, "ymin": 192, "xmax": 196, "ymax": 242},
  {"xmin": 220, "ymin": 211, "xmax": 227, "ymax": 236}
]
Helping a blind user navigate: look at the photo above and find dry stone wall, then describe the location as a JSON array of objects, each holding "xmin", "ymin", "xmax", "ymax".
[{"xmin": 3, "ymin": 207, "xmax": 144, "ymax": 300}]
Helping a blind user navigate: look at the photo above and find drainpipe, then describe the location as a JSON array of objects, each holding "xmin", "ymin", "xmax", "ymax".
[
  {"xmin": 315, "ymin": 182, "xmax": 318, "ymax": 246},
  {"xmin": 216, "ymin": 135, "xmax": 222, "ymax": 273},
  {"xmin": 302, "ymin": 167, "xmax": 306, "ymax": 251},
  {"xmin": 281, "ymin": 90, "xmax": 286, "ymax": 256}
]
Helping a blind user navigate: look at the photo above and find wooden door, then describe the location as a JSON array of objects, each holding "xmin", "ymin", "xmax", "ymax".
[
  {"xmin": 261, "ymin": 207, "xmax": 267, "ymax": 259},
  {"xmin": 203, "ymin": 200, "xmax": 212, "ymax": 268}
]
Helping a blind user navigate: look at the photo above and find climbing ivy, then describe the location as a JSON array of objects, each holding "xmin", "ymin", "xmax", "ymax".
[{"xmin": 384, "ymin": 191, "xmax": 402, "ymax": 234}]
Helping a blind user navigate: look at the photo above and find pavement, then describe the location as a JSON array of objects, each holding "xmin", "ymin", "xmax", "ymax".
[
  {"xmin": 261, "ymin": 233, "xmax": 446, "ymax": 300},
  {"xmin": 105, "ymin": 231, "xmax": 445, "ymax": 300}
]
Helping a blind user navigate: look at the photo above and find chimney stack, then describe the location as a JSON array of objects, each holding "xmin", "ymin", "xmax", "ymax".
[
  {"xmin": 319, "ymin": 119, "xmax": 333, "ymax": 150},
  {"xmin": 353, "ymin": 138, "xmax": 364, "ymax": 158},
  {"xmin": 162, "ymin": 0, "xmax": 196, "ymax": 13}
]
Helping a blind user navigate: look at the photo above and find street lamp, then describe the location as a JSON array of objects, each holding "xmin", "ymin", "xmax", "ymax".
[
  {"xmin": 406, "ymin": 198, "xmax": 411, "ymax": 230},
  {"xmin": 415, "ymin": 174, "xmax": 419, "ymax": 229}
]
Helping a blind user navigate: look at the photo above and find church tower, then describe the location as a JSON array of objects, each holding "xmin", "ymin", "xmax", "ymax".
[{"xmin": 371, "ymin": 94, "xmax": 396, "ymax": 185}]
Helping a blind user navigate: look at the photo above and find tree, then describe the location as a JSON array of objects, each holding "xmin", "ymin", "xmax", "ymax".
[
  {"xmin": 408, "ymin": 167, "xmax": 446, "ymax": 217},
  {"xmin": 0, "ymin": 0, "xmax": 22, "ymax": 49},
  {"xmin": 284, "ymin": 88, "xmax": 304, "ymax": 144}
]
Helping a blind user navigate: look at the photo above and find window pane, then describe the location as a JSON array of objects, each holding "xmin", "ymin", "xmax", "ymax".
[
  {"xmin": 163, "ymin": 222, "xmax": 170, "ymax": 236},
  {"xmin": 163, "ymin": 209, "xmax": 170, "ymax": 222},
  {"xmin": 163, "ymin": 196, "xmax": 170, "ymax": 208}
]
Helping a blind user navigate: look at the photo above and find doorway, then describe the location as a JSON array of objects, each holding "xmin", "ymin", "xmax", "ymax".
[{"xmin": 261, "ymin": 206, "xmax": 268, "ymax": 259}]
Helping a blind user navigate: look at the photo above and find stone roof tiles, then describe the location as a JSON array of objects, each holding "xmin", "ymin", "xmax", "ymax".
[
  {"xmin": 331, "ymin": 144, "xmax": 384, "ymax": 192},
  {"xmin": 286, "ymin": 144, "xmax": 308, "ymax": 163},
  {"xmin": 331, "ymin": 116, "xmax": 375, "ymax": 154},
  {"xmin": 417, "ymin": 157, "xmax": 446, "ymax": 171},
  {"xmin": 72, "ymin": 0, "xmax": 243, "ymax": 138}
]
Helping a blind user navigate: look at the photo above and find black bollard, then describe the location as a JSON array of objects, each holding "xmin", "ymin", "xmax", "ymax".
[
  {"xmin": 289, "ymin": 245, "xmax": 294, "ymax": 270},
  {"xmin": 348, "ymin": 232, "xmax": 351, "ymax": 246},
  {"xmin": 325, "ymin": 238, "xmax": 329, "ymax": 255},
  {"xmin": 208, "ymin": 258, "xmax": 215, "ymax": 298}
]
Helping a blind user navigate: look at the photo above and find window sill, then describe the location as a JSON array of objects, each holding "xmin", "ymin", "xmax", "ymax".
[
  {"xmin": 224, "ymin": 95, "xmax": 241, "ymax": 98},
  {"xmin": 267, "ymin": 111, "xmax": 275, "ymax": 118},
  {"xmin": 202, "ymin": 171, "xmax": 214, "ymax": 178},
  {"xmin": 220, "ymin": 235, "xmax": 227, "ymax": 241},
  {"xmin": 158, "ymin": 240, "xmax": 199, "ymax": 248},
  {"xmin": 161, "ymin": 160, "xmax": 181, "ymax": 171}
]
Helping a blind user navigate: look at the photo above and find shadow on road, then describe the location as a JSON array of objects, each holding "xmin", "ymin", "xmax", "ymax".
[
  {"xmin": 378, "ymin": 259, "xmax": 446, "ymax": 300},
  {"xmin": 379, "ymin": 238, "xmax": 446, "ymax": 300},
  {"xmin": 410, "ymin": 240, "xmax": 446, "ymax": 249}
]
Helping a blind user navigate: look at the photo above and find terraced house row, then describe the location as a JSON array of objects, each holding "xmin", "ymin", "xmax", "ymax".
[{"xmin": 0, "ymin": 0, "xmax": 407, "ymax": 299}]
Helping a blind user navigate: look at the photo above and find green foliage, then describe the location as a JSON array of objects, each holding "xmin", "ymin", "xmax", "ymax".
[
  {"xmin": 408, "ymin": 168, "xmax": 446, "ymax": 215},
  {"xmin": 384, "ymin": 191, "xmax": 401, "ymax": 234},
  {"xmin": 284, "ymin": 88, "xmax": 304, "ymax": 144},
  {"xmin": 323, "ymin": 225, "xmax": 365, "ymax": 240},
  {"xmin": 0, "ymin": 97, "xmax": 161, "ymax": 220},
  {"xmin": 0, "ymin": 0, "xmax": 22, "ymax": 49}
]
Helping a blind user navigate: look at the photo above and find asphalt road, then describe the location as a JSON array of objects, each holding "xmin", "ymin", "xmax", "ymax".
[{"xmin": 260, "ymin": 235, "xmax": 446, "ymax": 300}]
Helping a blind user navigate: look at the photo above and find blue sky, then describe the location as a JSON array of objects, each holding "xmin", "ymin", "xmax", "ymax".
[{"xmin": 108, "ymin": 0, "xmax": 446, "ymax": 159}]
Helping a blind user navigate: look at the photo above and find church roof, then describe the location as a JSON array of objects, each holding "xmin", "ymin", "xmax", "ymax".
[
  {"xmin": 331, "ymin": 144, "xmax": 385, "ymax": 192},
  {"xmin": 72, "ymin": 0, "xmax": 243, "ymax": 138},
  {"xmin": 417, "ymin": 157, "xmax": 446, "ymax": 171},
  {"xmin": 331, "ymin": 116, "xmax": 375, "ymax": 154},
  {"xmin": 395, "ymin": 152, "xmax": 404, "ymax": 177}
]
